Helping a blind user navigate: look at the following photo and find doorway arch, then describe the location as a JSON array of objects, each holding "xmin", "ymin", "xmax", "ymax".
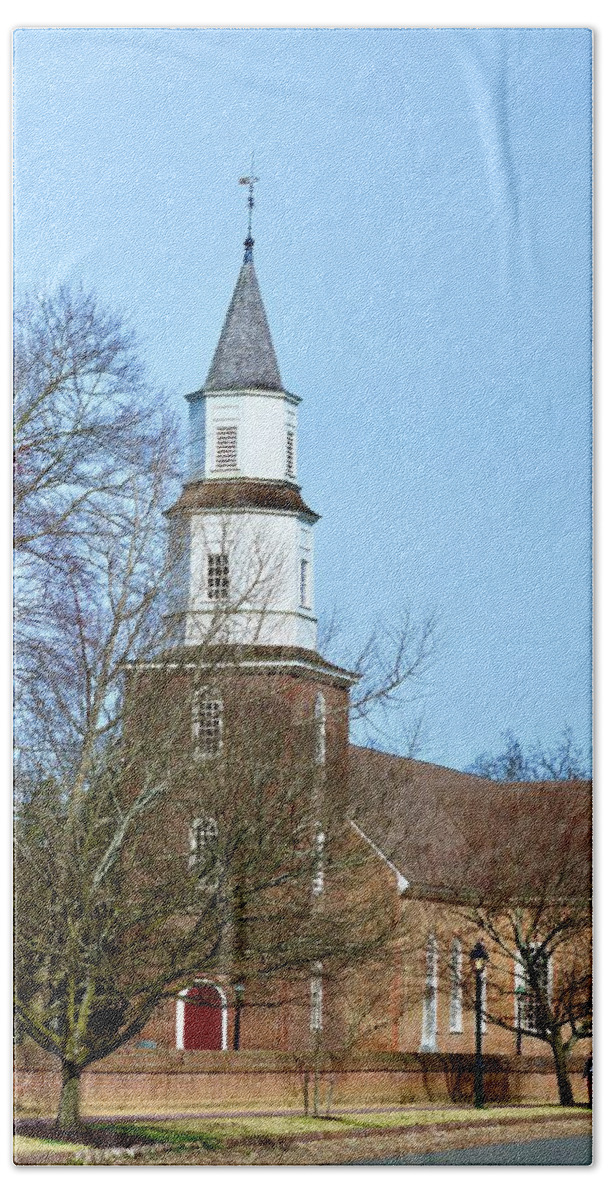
[{"xmin": 176, "ymin": 980, "xmax": 228, "ymax": 1050}]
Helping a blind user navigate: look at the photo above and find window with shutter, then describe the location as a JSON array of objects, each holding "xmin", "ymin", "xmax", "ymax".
[
  {"xmin": 286, "ymin": 429, "xmax": 295, "ymax": 477},
  {"xmin": 215, "ymin": 425, "xmax": 238, "ymax": 470},
  {"xmin": 300, "ymin": 559, "xmax": 310, "ymax": 608}
]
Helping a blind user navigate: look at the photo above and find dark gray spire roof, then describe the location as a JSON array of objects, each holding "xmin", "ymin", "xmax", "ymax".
[{"xmin": 205, "ymin": 257, "xmax": 283, "ymax": 392}]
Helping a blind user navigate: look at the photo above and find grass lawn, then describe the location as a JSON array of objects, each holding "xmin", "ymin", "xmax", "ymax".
[
  {"xmin": 151, "ymin": 1104, "xmax": 584, "ymax": 1141},
  {"xmin": 14, "ymin": 1104, "xmax": 591, "ymax": 1164}
]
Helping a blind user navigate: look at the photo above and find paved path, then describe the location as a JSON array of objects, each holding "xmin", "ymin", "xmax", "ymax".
[{"xmin": 354, "ymin": 1134, "xmax": 592, "ymax": 1166}]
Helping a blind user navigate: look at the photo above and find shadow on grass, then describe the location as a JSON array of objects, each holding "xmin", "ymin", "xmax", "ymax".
[{"xmin": 14, "ymin": 1118, "xmax": 220, "ymax": 1151}]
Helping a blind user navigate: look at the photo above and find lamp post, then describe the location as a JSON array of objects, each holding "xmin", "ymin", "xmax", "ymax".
[
  {"xmin": 233, "ymin": 982, "xmax": 245, "ymax": 1051},
  {"xmin": 515, "ymin": 984, "xmax": 525, "ymax": 1055},
  {"xmin": 469, "ymin": 941, "xmax": 489, "ymax": 1108}
]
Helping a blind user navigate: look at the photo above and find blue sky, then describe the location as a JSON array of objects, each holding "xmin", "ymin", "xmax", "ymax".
[{"xmin": 13, "ymin": 27, "xmax": 592, "ymax": 769}]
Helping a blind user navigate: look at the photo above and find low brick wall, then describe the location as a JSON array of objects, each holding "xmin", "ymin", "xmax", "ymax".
[{"xmin": 14, "ymin": 1044, "xmax": 589, "ymax": 1115}]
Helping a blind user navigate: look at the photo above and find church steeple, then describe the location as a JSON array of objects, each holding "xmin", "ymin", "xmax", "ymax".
[
  {"xmin": 205, "ymin": 165, "xmax": 282, "ymax": 394},
  {"xmin": 166, "ymin": 178, "xmax": 327, "ymax": 654},
  {"xmin": 204, "ymin": 258, "xmax": 283, "ymax": 393}
]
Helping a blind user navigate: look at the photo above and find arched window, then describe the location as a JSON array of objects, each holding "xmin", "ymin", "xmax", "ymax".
[
  {"xmin": 419, "ymin": 934, "xmax": 438, "ymax": 1052},
  {"xmin": 189, "ymin": 816, "xmax": 219, "ymax": 886},
  {"xmin": 314, "ymin": 693, "xmax": 326, "ymax": 765},
  {"xmin": 192, "ymin": 688, "xmax": 223, "ymax": 758},
  {"xmin": 449, "ymin": 938, "xmax": 463, "ymax": 1033}
]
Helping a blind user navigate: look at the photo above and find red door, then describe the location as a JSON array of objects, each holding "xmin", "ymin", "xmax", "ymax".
[{"xmin": 183, "ymin": 984, "xmax": 223, "ymax": 1050}]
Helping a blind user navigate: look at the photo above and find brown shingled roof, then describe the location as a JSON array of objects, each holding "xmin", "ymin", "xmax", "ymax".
[
  {"xmin": 167, "ymin": 479, "xmax": 319, "ymax": 522},
  {"xmin": 349, "ymin": 745, "xmax": 591, "ymax": 901}
]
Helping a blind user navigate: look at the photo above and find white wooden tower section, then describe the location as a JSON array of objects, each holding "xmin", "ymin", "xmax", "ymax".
[{"xmin": 165, "ymin": 229, "xmax": 318, "ymax": 652}]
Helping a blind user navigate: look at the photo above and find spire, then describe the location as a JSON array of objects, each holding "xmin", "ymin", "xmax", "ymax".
[
  {"xmin": 240, "ymin": 160, "xmax": 258, "ymax": 264},
  {"xmin": 205, "ymin": 170, "xmax": 283, "ymax": 393}
]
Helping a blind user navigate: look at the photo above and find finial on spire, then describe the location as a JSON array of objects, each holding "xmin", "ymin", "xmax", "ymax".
[{"xmin": 239, "ymin": 154, "xmax": 259, "ymax": 263}]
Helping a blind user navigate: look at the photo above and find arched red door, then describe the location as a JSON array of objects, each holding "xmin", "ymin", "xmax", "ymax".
[{"xmin": 183, "ymin": 984, "xmax": 224, "ymax": 1050}]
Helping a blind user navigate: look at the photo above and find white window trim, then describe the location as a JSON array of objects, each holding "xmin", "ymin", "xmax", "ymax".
[
  {"xmin": 449, "ymin": 939, "xmax": 463, "ymax": 1034},
  {"xmin": 188, "ymin": 815, "xmax": 219, "ymax": 871},
  {"xmin": 310, "ymin": 962, "xmax": 323, "ymax": 1032},
  {"xmin": 206, "ymin": 552, "xmax": 229, "ymax": 603},
  {"xmin": 419, "ymin": 934, "xmax": 438, "ymax": 1052},
  {"xmin": 176, "ymin": 980, "xmax": 228, "ymax": 1051},
  {"xmin": 515, "ymin": 943, "xmax": 553, "ymax": 1035},
  {"xmin": 192, "ymin": 688, "xmax": 224, "ymax": 759}
]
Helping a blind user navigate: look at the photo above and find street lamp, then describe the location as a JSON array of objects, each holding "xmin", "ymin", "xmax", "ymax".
[
  {"xmin": 469, "ymin": 941, "xmax": 489, "ymax": 1108},
  {"xmin": 233, "ymin": 981, "xmax": 245, "ymax": 1051}
]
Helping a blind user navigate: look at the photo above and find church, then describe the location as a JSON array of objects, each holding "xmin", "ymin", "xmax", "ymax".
[{"xmin": 117, "ymin": 183, "xmax": 590, "ymax": 1095}]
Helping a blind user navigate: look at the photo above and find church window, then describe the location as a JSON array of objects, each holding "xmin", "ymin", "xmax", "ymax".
[
  {"xmin": 515, "ymin": 946, "xmax": 551, "ymax": 1036},
  {"xmin": 449, "ymin": 939, "xmax": 463, "ymax": 1033},
  {"xmin": 215, "ymin": 425, "xmax": 238, "ymax": 471},
  {"xmin": 188, "ymin": 817, "xmax": 219, "ymax": 882},
  {"xmin": 300, "ymin": 559, "xmax": 310, "ymax": 608},
  {"xmin": 192, "ymin": 689, "xmax": 224, "ymax": 758},
  {"xmin": 314, "ymin": 693, "xmax": 326, "ymax": 765},
  {"xmin": 286, "ymin": 429, "xmax": 296, "ymax": 477},
  {"xmin": 310, "ymin": 962, "xmax": 323, "ymax": 1031},
  {"xmin": 207, "ymin": 552, "xmax": 229, "ymax": 602},
  {"xmin": 419, "ymin": 934, "xmax": 438, "ymax": 1052}
]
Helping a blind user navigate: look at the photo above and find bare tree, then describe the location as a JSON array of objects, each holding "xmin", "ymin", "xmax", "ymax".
[
  {"xmin": 319, "ymin": 607, "xmax": 437, "ymax": 751},
  {"xmin": 467, "ymin": 727, "xmax": 591, "ymax": 782},
  {"xmin": 14, "ymin": 284, "xmax": 435, "ymax": 1131},
  {"xmin": 454, "ymin": 780, "xmax": 592, "ymax": 1106}
]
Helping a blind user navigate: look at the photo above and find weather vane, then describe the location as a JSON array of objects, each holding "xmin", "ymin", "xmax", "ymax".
[{"xmin": 239, "ymin": 155, "xmax": 259, "ymax": 262}]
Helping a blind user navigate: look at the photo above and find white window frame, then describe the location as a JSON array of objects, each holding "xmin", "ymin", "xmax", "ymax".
[
  {"xmin": 515, "ymin": 944, "xmax": 552, "ymax": 1036},
  {"xmin": 419, "ymin": 934, "xmax": 438, "ymax": 1052},
  {"xmin": 449, "ymin": 939, "xmax": 463, "ymax": 1033},
  {"xmin": 207, "ymin": 552, "xmax": 229, "ymax": 603},
  {"xmin": 189, "ymin": 816, "xmax": 219, "ymax": 870},
  {"xmin": 310, "ymin": 962, "xmax": 323, "ymax": 1032},
  {"xmin": 192, "ymin": 688, "xmax": 224, "ymax": 759},
  {"xmin": 214, "ymin": 425, "xmax": 238, "ymax": 471}
]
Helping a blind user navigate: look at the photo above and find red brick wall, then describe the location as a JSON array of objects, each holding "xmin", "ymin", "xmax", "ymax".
[{"xmin": 14, "ymin": 1046, "xmax": 590, "ymax": 1117}]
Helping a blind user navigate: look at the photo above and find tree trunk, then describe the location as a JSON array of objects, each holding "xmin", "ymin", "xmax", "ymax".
[
  {"xmin": 550, "ymin": 1035, "xmax": 575, "ymax": 1107},
  {"xmin": 56, "ymin": 1061, "xmax": 83, "ymax": 1130}
]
